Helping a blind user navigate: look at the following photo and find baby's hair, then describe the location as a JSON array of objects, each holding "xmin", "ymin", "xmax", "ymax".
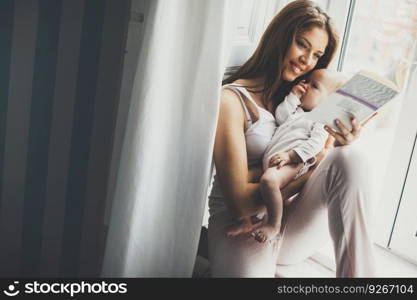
[{"xmin": 309, "ymin": 68, "xmax": 347, "ymax": 93}]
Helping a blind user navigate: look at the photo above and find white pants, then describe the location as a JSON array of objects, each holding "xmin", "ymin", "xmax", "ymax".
[{"xmin": 208, "ymin": 145, "xmax": 376, "ymax": 277}]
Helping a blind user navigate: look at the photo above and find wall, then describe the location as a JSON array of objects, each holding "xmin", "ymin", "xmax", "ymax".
[{"xmin": 0, "ymin": 0, "xmax": 130, "ymax": 277}]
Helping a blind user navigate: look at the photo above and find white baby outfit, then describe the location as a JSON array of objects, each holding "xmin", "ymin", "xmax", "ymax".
[{"xmin": 263, "ymin": 93, "xmax": 328, "ymax": 177}]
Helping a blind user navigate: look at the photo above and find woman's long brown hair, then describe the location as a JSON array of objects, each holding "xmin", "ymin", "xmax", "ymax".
[{"xmin": 223, "ymin": 0, "xmax": 339, "ymax": 110}]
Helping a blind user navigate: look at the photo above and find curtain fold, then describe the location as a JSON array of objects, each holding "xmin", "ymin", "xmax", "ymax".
[
  {"xmin": 0, "ymin": 0, "xmax": 130, "ymax": 277},
  {"xmin": 102, "ymin": 0, "xmax": 233, "ymax": 277}
]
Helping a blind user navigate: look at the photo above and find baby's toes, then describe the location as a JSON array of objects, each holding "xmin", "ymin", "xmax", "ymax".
[{"xmin": 255, "ymin": 232, "xmax": 265, "ymax": 243}]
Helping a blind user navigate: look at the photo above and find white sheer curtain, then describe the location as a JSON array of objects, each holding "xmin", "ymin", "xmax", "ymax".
[{"xmin": 102, "ymin": 0, "xmax": 233, "ymax": 277}]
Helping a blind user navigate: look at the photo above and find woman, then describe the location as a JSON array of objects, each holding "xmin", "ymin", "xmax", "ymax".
[{"xmin": 208, "ymin": 0, "xmax": 376, "ymax": 277}]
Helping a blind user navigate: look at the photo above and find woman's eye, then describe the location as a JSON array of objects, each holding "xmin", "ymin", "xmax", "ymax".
[
  {"xmin": 314, "ymin": 53, "xmax": 321, "ymax": 59},
  {"xmin": 297, "ymin": 40, "xmax": 307, "ymax": 48}
]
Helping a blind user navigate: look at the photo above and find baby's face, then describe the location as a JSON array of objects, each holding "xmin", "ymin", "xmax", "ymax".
[{"xmin": 299, "ymin": 72, "xmax": 331, "ymax": 111}]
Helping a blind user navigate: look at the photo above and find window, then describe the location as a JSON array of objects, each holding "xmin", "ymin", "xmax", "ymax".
[{"xmin": 320, "ymin": 0, "xmax": 417, "ymax": 267}]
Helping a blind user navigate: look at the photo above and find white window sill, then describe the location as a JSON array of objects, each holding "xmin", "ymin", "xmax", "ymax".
[
  {"xmin": 194, "ymin": 228, "xmax": 417, "ymax": 278},
  {"xmin": 276, "ymin": 243, "xmax": 417, "ymax": 278}
]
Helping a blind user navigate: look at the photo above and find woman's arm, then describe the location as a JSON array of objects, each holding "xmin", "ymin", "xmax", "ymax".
[
  {"xmin": 248, "ymin": 165, "xmax": 263, "ymax": 183},
  {"xmin": 213, "ymin": 89, "xmax": 265, "ymax": 218}
]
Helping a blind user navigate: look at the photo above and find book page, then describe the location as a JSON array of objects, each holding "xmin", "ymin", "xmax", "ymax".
[
  {"xmin": 340, "ymin": 73, "xmax": 398, "ymax": 109},
  {"xmin": 305, "ymin": 72, "xmax": 399, "ymax": 132},
  {"xmin": 305, "ymin": 93, "xmax": 375, "ymax": 131}
]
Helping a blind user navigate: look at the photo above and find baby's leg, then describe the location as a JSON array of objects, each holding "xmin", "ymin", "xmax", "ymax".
[
  {"xmin": 225, "ymin": 217, "xmax": 256, "ymax": 237},
  {"xmin": 254, "ymin": 164, "xmax": 302, "ymax": 243}
]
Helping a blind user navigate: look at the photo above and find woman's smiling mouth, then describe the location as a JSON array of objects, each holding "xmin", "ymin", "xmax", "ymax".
[{"xmin": 290, "ymin": 61, "xmax": 303, "ymax": 74}]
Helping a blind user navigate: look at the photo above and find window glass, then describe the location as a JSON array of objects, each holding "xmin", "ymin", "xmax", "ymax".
[
  {"xmin": 340, "ymin": 0, "xmax": 417, "ymax": 203},
  {"xmin": 343, "ymin": 0, "xmax": 417, "ymax": 79}
]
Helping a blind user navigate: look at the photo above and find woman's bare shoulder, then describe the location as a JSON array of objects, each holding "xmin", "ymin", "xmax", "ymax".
[
  {"xmin": 219, "ymin": 87, "xmax": 243, "ymax": 109},
  {"xmin": 222, "ymin": 80, "xmax": 260, "ymax": 123},
  {"xmin": 233, "ymin": 79, "xmax": 248, "ymax": 85},
  {"xmin": 221, "ymin": 78, "xmax": 254, "ymax": 105},
  {"xmin": 217, "ymin": 87, "xmax": 247, "ymax": 130}
]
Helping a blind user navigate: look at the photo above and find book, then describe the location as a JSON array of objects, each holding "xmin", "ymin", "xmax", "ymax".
[{"xmin": 305, "ymin": 70, "xmax": 402, "ymax": 132}]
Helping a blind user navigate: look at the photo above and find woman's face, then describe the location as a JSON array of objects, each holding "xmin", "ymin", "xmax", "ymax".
[{"xmin": 281, "ymin": 27, "xmax": 329, "ymax": 82}]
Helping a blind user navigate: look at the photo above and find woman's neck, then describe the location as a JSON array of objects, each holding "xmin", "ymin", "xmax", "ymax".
[
  {"xmin": 245, "ymin": 76, "xmax": 283, "ymax": 91},
  {"xmin": 245, "ymin": 77, "xmax": 266, "ymax": 91},
  {"xmin": 234, "ymin": 76, "xmax": 284, "ymax": 111}
]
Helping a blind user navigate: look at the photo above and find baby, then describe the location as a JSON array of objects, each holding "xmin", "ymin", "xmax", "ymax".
[{"xmin": 227, "ymin": 69, "xmax": 345, "ymax": 243}]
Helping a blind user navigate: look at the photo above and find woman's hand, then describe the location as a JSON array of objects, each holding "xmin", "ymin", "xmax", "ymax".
[{"xmin": 324, "ymin": 113, "xmax": 377, "ymax": 147}]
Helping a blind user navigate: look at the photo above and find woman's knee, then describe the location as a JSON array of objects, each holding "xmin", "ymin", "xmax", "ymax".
[
  {"xmin": 326, "ymin": 145, "xmax": 372, "ymax": 182},
  {"xmin": 324, "ymin": 145, "xmax": 374, "ymax": 209}
]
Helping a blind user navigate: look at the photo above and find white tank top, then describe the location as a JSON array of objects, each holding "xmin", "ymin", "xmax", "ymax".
[{"xmin": 208, "ymin": 84, "xmax": 276, "ymax": 216}]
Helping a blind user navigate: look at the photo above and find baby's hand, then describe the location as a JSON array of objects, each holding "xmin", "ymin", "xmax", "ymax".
[
  {"xmin": 291, "ymin": 80, "xmax": 308, "ymax": 99},
  {"xmin": 268, "ymin": 152, "xmax": 291, "ymax": 168}
]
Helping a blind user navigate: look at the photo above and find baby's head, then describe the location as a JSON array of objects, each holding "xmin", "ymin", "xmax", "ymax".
[{"xmin": 295, "ymin": 69, "xmax": 346, "ymax": 111}]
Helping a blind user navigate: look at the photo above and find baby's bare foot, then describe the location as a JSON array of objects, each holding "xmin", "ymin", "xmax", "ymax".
[
  {"xmin": 226, "ymin": 219, "xmax": 254, "ymax": 237},
  {"xmin": 252, "ymin": 225, "xmax": 280, "ymax": 243}
]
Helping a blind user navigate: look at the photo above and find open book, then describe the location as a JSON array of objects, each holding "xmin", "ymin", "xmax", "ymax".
[{"xmin": 305, "ymin": 70, "xmax": 402, "ymax": 132}]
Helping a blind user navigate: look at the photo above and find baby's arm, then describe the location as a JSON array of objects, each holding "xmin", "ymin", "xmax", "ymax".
[
  {"xmin": 291, "ymin": 80, "xmax": 308, "ymax": 99},
  {"xmin": 275, "ymin": 79, "xmax": 307, "ymax": 125},
  {"xmin": 275, "ymin": 93, "xmax": 302, "ymax": 125},
  {"xmin": 292, "ymin": 123, "xmax": 329, "ymax": 163}
]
